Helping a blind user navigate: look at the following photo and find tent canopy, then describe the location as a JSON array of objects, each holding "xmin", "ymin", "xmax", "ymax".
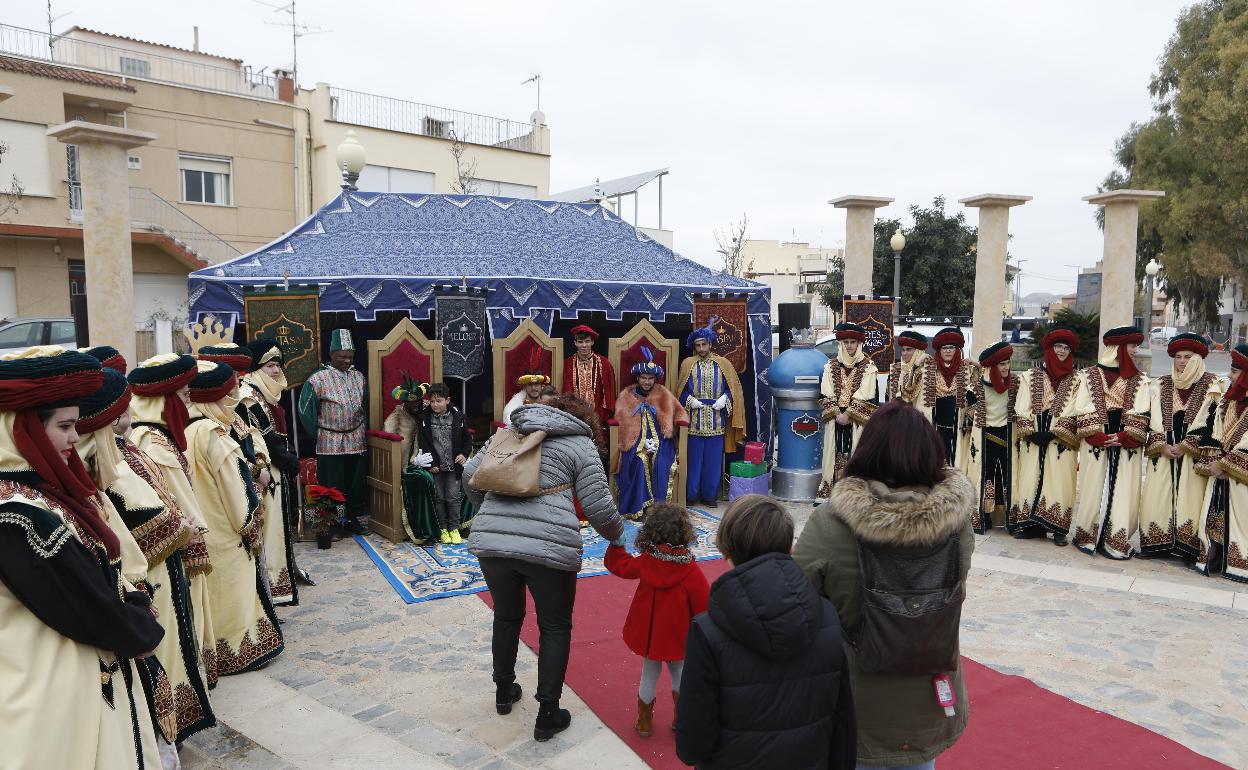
[{"xmin": 189, "ymin": 191, "xmax": 767, "ymax": 323}]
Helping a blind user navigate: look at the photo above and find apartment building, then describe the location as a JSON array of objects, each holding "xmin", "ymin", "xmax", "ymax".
[
  {"xmin": 0, "ymin": 22, "xmax": 550, "ymax": 345},
  {"xmin": 740, "ymin": 238, "xmax": 843, "ymax": 328}
]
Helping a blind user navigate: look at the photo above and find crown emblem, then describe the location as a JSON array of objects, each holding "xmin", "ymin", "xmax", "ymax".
[
  {"xmin": 277, "ymin": 324, "xmax": 290, "ymax": 335},
  {"xmin": 789, "ymin": 328, "xmax": 818, "ymax": 348},
  {"xmin": 184, "ymin": 313, "xmax": 233, "ymax": 355}
]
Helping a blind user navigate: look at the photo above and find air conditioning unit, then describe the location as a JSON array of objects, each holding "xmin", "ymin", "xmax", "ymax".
[
  {"xmin": 423, "ymin": 116, "xmax": 453, "ymax": 139},
  {"xmin": 127, "ymin": 155, "xmax": 142, "ymax": 170}
]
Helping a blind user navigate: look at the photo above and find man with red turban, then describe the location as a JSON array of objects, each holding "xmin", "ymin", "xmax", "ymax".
[
  {"xmin": 1070, "ymin": 326, "xmax": 1150, "ymax": 559},
  {"xmin": 964, "ymin": 341, "xmax": 1019, "ymax": 534},
  {"xmin": 1012, "ymin": 327, "xmax": 1082, "ymax": 546},
  {"xmin": 818, "ymin": 322, "xmax": 878, "ymax": 496},
  {"xmin": 562, "ymin": 324, "xmax": 616, "ymax": 427},
  {"xmin": 930, "ymin": 327, "xmax": 974, "ymax": 469},
  {"xmin": 886, "ymin": 330, "xmax": 931, "ymax": 416},
  {"xmin": 1194, "ymin": 342, "xmax": 1248, "ymax": 581},
  {"xmin": 1139, "ymin": 333, "xmax": 1219, "ymax": 561}
]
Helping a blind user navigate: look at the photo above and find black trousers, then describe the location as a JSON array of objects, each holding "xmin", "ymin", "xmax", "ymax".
[
  {"xmin": 479, "ymin": 556, "xmax": 577, "ymax": 704},
  {"xmin": 315, "ymin": 452, "xmax": 368, "ymax": 517}
]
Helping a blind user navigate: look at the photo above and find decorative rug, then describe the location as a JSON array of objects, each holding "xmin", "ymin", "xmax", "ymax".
[{"xmin": 354, "ymin": 507, "xmax": 724, "ymax": 604}]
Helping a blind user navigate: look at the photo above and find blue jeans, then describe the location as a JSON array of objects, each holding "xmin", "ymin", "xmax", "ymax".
[{"xmin": 856, "ymin": 761, "xmax": 936, "ymax": 770}]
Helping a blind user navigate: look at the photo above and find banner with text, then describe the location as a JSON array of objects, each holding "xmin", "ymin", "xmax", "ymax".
[
  {"xmin": 244, "ymin": 290, "xmax": 321, "ymax": 387},
  {"xmin": 843, "ymin": 297, "xmax": 895, "ymax": 369},
  {"xmin": 437, "ymin": 295, "xmax": 488, "ymax": 380},
  {"xmin": 693, "ymin": 297, "xmax": 750, "ymax": 373}
]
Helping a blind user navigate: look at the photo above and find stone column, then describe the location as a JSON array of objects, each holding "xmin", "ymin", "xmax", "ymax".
[
  {"xmin": 1082, "ymin": 189, "xmax": 1166, "ymax": 350},
  {"xmin": 47, "ymin": 121, "xmax": 156, "ymax": 366},
  {"xmin": 960, "ymin": 194, "xmax": 1031, "ymax": 358},
  {"xmin": 829, "ymin": 195, "xmax": 893, "ymax": 297}
]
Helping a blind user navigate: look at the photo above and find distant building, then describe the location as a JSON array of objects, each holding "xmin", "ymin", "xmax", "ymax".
[{"xmin": 740, "ymin": 239, "xmax": 843, "ymax": 329}]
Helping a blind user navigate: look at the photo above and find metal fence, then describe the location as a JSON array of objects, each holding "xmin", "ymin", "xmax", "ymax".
[
  {"xmin": 70, "ymin": 185, "xmax": 242, "ymax": 265},
  {"xmin": 0, "ymin": 23, "xmax": 279, "ymax": 100},
  {"xmin": 328, "ymin": 86, "xmax": 543, "ymax": 153}
]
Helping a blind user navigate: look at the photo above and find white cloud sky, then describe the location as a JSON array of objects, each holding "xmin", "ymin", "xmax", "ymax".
[{"xmin": 10, "ymin": 0, "xmax": 1187, "ymax": 296}]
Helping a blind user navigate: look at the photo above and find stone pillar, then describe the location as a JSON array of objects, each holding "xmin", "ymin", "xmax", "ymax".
[
  {"xmin": 47, "ymin": 121, "xmax": 156, "ymax": 366},
  {"xmin": 959, "ymin": 194, "xmax": 1031, "ymax": 358},
  {"xmin": 829, "ymin": 195, "xmax": 893, "ymax": 297},
  {"xmin": 1082, "ymin": 189, "xmax": 1166, "ymax": 351}
]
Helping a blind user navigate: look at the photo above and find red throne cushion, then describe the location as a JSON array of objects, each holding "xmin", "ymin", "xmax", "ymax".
[
  {"xmin": 379, "ymin": 339, "xmax": 432, "ymax": 420},
  {"xmin": 618, "ymin": 337, "xmax": 670, "ymax": 386},
  {"xmin": 503, "ymin": 337, "xmax": 555, "ymax": 394}
]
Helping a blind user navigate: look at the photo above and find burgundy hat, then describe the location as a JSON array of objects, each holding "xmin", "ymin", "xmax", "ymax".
[{"xmin": 1043, "ymin": 327, "xmax": 1079, "ymax": 350}]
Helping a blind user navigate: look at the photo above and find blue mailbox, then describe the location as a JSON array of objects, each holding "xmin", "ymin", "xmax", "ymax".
[{"xmin": 769, "ymin": 330, "xmax": 827, "ymax": 501}]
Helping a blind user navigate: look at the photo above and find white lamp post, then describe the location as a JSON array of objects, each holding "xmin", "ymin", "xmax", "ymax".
[
  {"xmin": 336, "ymin": 129, "xmax": 366, "ymax": 191},
  {"xmin": 1144, "ymin": 258, "xmax": 1162, "ymax": 350},
  {"xmin": 890, "ymin": 228, "xmax": 905, "ymax": 321}
]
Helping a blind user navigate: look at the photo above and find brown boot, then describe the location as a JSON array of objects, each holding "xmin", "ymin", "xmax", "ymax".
[
  {"xmin": 635, "ymin": 697, "xmax": 654, "ymax": 737},
  {"xmin": 671, "ymin": 690, "xmax": 680, "ymax": 731}
]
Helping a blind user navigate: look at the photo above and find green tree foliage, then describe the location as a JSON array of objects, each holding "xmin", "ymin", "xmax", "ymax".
[
  {"xmin": 1101, "ymin": 0, "xmax": 1248, "ymax": 327},
  {"xmin": 1027, "ymin": 308, "xmax": 1101, "ymax": 367},
  {"xmin": 820, "ymin": 197, "xmax": 978, "ymax": 316}
]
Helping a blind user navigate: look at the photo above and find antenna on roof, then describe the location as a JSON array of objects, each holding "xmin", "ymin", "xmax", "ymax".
[
  {"xmin": 46, "ymin": 0, "xmax": 72, "ymax": 54},
  {"xmin": 255, "ymin": 0, "xmax": 330, "ymax": 89}
]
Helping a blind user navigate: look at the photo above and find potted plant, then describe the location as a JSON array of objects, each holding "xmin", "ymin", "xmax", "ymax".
[{"xmin": 305, "ymin": 484, "xmax": 346, "ymax": 548}]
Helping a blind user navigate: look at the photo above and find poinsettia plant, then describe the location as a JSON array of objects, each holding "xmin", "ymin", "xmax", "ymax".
[{"xmin": 305, "ymin": 484, "xmax": 346, "ymax": 532}]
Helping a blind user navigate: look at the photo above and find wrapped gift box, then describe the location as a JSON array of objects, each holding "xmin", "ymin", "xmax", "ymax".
[
  {"xmin": 728, "ymin": 472, "xmax": 771, "ymax": 501},
  {"xmin": 744, "ymin": 441, "xmax": 766, "ymax": 464},
  {"xmin": 729, "ymin": 460, "xmax": 768, "ymax": 478}
]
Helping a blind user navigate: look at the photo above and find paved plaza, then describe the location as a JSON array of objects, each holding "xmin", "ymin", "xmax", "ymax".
[{"xmin": 181, "ymin": 503, "xmax": 1248, "ymax": 770}]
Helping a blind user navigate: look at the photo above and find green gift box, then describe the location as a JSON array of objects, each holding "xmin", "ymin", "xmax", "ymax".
[{"xmin": 729, "ymin": 461, "xmax": 768, "ymax": 478}]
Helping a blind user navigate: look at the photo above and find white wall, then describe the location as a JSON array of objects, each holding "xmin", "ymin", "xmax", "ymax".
[
  {"xmin": 133, "ymin": 273, "xmax": 188, "ymax": 327},
  {"xmin": 0, "ymin": 267, "xmax": 16, "ymax": 319}
]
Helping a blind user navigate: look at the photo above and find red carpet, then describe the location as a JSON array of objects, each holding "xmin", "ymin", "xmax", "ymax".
[{"xmin": 482, "ymin": 560, "xmax": 1229, "ymax": 769}]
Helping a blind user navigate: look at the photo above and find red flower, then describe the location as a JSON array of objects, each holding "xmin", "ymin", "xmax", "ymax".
[
  {"xmin": 306, "ymin": 484, "xmax": 331, "ymax": 500},
  {"xmin": 325, "ymin": 487, "xmax": 346, "ymax": 502}
]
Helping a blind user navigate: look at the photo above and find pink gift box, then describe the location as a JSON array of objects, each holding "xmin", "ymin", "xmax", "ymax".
[{"xmin": 744, "ymin": 441, "xmax": 766, "ymax": 464}]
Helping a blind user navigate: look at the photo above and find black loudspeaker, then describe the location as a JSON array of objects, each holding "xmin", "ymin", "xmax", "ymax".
[{"xmin": 777, "ymin": 303, "xmax": 811, "ymax": 354}]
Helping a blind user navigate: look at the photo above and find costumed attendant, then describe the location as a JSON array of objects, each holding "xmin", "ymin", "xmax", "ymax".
[
  {"xmin": 504, "ymin": 350, "xmax": 550, "ymax": 427},
  {"xmin": 185, "ymin": 361, "xmax": 284, "ymax": 675},
  {"xmin": 818, "ymin": 322, "xmax": 878, "ymax": 496},
  {"xmin": 563, "ymin": 324, "xmax": 617, "ymax": 428},
  {"xmin": 964, "ymin": 341, "xmax": 1020, "ymax": 534},
  {"xmin": 1140, "ymin": 333, "xmax": 1219, "ymax": 559},
  {"xmin": 930, "ymin": 327, "xmax": 974, "ymax": 469},
  {"xmin": 677, "ymin": 321, "xmax": 745, "ymax": 508},
  {"xmin": 886, "ymin": 330, "xmax": 931, "ymax": 415},
  {"xmin": 300, "ymin": 330, "xmax": 368, "ymax": 535},
  {"xmin": 1070, "ymin": 326, "xmax": 1150, "ymax": 559},
  {"xmin": 129, "ymin": 353, "xmax": 220, "ymax": 687},
  {"xmin": 1194, "ymin": 345, "xmax": 1248, "ymax": 580},
  {"xmin": 614, "ymin": 348, "xmax": 689, "ymax": 520},
  {"xmin": 0, "ymin": 347, "xmax": 165, "ymax": 769},
  {"xmin": 80, "ymin": 367, "xmax": 204, "ymax": 758},
  {"xmin": 1012, "ymin": 327, "xmax": 1082, "ymax": 546},
  {"xmin": 384, "ymin": 377, "xmax": 441, "ymax": 544},
  {"xmin": 604, "ymin": 503, "xmax": 709, "ymax": 737}
]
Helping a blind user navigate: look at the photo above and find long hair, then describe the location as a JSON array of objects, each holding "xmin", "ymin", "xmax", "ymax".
[
  {"xmin": 843, "ymin": 400, "xmax": 947, "ymax": 488},
  {"xmin": 546, "ymin": 393, "xmax": 603, "ymax": 446}
]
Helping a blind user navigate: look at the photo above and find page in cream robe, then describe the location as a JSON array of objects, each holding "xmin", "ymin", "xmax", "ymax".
[
  {"xmin": 1012, "ymin": 367, "xmax": 1081, "ymax": 536},
  {"xmin": 818, "ymin": 356, "xmax": 878, "ymax": 497}
]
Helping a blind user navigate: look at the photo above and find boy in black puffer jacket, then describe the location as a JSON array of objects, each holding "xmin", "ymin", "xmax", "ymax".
[{"xmin": 676, "ymin": 495, "xmax": 856, "ymax": 770}]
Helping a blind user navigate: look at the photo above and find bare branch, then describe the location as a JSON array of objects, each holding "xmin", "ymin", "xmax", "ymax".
[
  {"xmin": 714, "ymin": 213, "xmax": 749, "ymax": 277},
  {"xmin": 0, "ymin": 141, "xmax": 24, "ymax": 221},
  {"xmin": 448, "ymin": 132, "xmax": 479, "ymax": 195}
]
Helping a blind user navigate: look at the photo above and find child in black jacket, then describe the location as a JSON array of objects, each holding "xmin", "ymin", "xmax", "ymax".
[
  {"xmin": 417, "ymin": 383, "xmax": 472, "ymax": 544},
  {"xmin": 676, "ymin": 494, "xmax": 856, "ymax": 770}
]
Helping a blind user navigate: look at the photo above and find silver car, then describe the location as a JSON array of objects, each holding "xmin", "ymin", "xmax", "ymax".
[{"xmin": 0, "ymin": 317, "xmax": 79, "ymax": 356}]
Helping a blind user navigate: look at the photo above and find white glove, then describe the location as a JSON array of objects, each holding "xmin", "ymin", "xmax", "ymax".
[
  {"xmin": 644, "ymin": 438, "xmax": 659, "ymax": 454},
  {"xmin": 412, "ymin": 451, "xmax": 434, "ymax": 469},
  {"xmin": 688, "ymin": 398, "xmax": 705, "ymax": 410},
  {"xmin": 712, "ymin": 394, "xmax": 729, "ymax": 411}
]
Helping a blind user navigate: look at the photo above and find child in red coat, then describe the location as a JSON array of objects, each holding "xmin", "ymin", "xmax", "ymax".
[{"xmin": 605, "ymin": 502, "xmax": 710, "ymax": 738}]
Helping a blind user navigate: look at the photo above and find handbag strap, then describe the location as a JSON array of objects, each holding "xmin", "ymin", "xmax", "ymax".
[{"xmin": 537, "ymin": 481, "xmax": 574, "ymax": 496}]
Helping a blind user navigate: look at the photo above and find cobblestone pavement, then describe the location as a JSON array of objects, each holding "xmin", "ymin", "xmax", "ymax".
[{"xmin": 183, "ymin": 507, "xmax": 1248, "ymax": 770}]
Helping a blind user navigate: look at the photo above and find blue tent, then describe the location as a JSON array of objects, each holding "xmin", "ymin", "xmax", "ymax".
[{"xmin": 188, "ymin": 192, "xmax": 773, "ymax": 444}]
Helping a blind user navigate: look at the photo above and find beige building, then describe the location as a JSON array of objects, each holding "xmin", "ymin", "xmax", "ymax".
[
  {"xmin": 740, "ymin": 239, "xmax": 843, "ymax": 328},
  {"xmin": 0, "ymin": 22, "xmax": 550, "ymax": 346}
]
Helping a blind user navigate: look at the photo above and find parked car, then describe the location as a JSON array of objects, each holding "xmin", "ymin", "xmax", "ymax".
[
  {"xmin": 0, "ymin": 317, "xmax": 78, "ymax": 356},
  {"xmin": 1150, "ymin": 326, "xmax": 1179, "ymax": 345}
]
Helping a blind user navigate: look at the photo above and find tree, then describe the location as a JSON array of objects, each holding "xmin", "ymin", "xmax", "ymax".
[
  {"xmin": 1099, "ymin": 0, "xmax": 1248, "ymax": 328},
  {"xmin": 819, "ymin": 196, "xmax": 979, "ymax": 316},
  {"xmin": 714, "ymin": 213, "xmax": 750, "ymax": 277},
  {"xmin": 1027, "ymin": 308, "xmax": 1101, "ymax": 367},
  {"xmin": 0, "ymin": 140, "xmax": 24, "ymax": 221},
  {"xmin": 448, "ymin": 132, "xmax": 479, "ymax": 195}
]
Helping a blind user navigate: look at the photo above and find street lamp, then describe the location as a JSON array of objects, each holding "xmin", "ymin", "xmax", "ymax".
[
  {"xmin": 1014, "ymin": 259, "xmax": 1028, "ymax": 315},
  {"xmin": 1144, "ymin": 258, "xmax": 1162, "ymax": 350},
  {"xmin": 890, "ymin": 228, "xmax": 905, "ymax": 324},
  {"xmin": 336, "ymin": 129, "xmax": 366, "ymax": 191}
]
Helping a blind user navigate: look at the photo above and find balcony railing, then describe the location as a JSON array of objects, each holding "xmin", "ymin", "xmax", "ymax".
[
  {"xmin": 70, "ymin": 186, "xmax": 242, "ymax": 266},
  {"xmin": 328, "ymin": 86, "xmax": 544, "ymax": 154},
  {"xmin": 0, "ymin": 23, "xmax": 279, "ymax": 101}
]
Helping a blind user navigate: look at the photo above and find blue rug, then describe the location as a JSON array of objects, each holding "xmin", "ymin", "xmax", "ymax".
[{"xmin": 354, "ymin": 508, "xmax": 724, "ymax": 604}]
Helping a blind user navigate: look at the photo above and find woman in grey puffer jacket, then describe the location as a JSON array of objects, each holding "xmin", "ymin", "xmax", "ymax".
[{"xmin": 465, "ymin": 395, "xmax": 625, "ymax": 742}]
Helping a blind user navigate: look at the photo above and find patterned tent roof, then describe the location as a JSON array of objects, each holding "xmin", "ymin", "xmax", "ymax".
[{"xmin": 188, "ymin": 192, "xmax": 768, "ymax": 322}]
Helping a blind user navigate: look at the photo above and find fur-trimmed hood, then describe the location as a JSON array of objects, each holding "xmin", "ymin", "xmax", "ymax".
[{"xmin": 827, "ymin": 471, "xmax": 974, "ymax": 547}]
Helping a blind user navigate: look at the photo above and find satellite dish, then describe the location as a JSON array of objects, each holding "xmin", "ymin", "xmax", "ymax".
[{"xmin": 530, "ymin": 109, "xmax": 546, "ymax": 126}]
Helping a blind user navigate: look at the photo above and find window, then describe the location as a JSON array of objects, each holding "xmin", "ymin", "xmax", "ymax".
[
  {"xmin": 179, "ymin": 154, "xmax": 233, "ymax": 205},
  {"xmin": 357, "ymin": 164, "xmax": 434, "ymax": 194},
  {"xmin": 0, "ymin": 119, "xmax": 52, "ymax": 196},
  {"xmin": 0, "ymin": 323, "xmax": 40, "ymax": 349},
  {"xmin": 470, "ymin": 178, "xmax": 537, "ymax": 199},
  {"xmin": 48, "ymin": 321, "xmax": 77, "ymax": 346},
  {"xmin": 119, "ymin": 56, "xmax": 150, "ymax": 78}
]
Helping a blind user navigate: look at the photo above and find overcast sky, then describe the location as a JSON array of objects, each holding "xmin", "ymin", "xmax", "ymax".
[{"xmin": 11, "ymin": 0, "xmax": 1188, "ymax": 296}]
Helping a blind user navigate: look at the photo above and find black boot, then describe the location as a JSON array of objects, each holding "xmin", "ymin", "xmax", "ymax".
[
  {"xmin": 496, "ymin": 682, "xmax": 522, "ymax": 715},
  {"xmin": 534, "ymin": 700, "xmax": 571, "ymax": 742},
  {"xmin": 1011, "ymin": 527, "xmax": 1045, "ymax": 540},
  {"xmin": 702, "ymin": 498, "xmax": 718, "ymax": 509},
  {"xmin": 1053, "ymin": 533, "xmax": 1069, "ymax": 547},
  {"xmin": 343, "ymin": 516, "xmax": 368, "ymax": 536}
]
